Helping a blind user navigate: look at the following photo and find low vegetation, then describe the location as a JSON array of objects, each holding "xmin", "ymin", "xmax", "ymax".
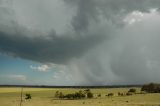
[
  {"xmin": 54, "ymin": 89, "xmax": 93, "ymax": 99},
  {"xmin": 0, "ymin": 83, "xmax": 160, "ymax": 106}
]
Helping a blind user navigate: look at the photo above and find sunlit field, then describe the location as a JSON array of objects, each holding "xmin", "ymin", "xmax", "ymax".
[{"xmin": 0, "ymin": 87, "xmax": 160, "ymax": 106}]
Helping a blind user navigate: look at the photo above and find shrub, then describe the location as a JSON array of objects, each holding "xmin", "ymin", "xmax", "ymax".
[
  {"xmin": 64, "ymin": 94, "xmax": 75, "ymax": 99},
  {"xmin": 84, "ymin": 89, "xmax": 90, "ymax": 92},
  {"xmin": 54, "ymin": 91, "xmax": 59, "ymax": 98},
  {"xmin": 118, "ymin": 92, "xmax": 124, "ymax": 96},
  {"xmin": 59, "ymin": 92, "xmax": 64, "ymax": 99},
  {"xmin": 97, "ymin": 94, "xmax": 101, "ymax": 97},
  {"xmin": 54, "ymin": 91, "xmax": 64, "ymax": 98},
  {"xmin": 25, "ymin": 94, "xmax": 31, "ymax": 100},
  {"xmin": 87, "ymin": 92, "xmax": 93, "ymax": 98},
  {"xmin": 126, "ymin": 92, "xmax": 132, "ymax": 96},
  {"xmin": 55, "ymin": 89, "xmax": 94, "ymax": 99},
  {"xmin": 107, "ymin": 93, "xmax": 114, "ymax": 97},
  {"xmin": 56, "ymin": 90, "xmax": 86, "ymax": 99},
  {"xmin": 128, "ymin": 88, "xmax": 136, "ymax": 93},
  {"xmin": 76, "ymin": 90, "xmax": 85, "ymax": 99}
]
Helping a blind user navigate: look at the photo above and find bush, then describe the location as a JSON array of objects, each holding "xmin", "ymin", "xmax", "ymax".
[
  {"xmin": 128, "ymin": 88, "xmax": 136, "ymax": 93},
  {"xmin": 55, "ymin": 89, "xmax": 94, "ymax": 99},
  {"xmin": 54, "ymin": 91, "xmax": 64, "ymax": 99},
  {"xmin": 25, "ymin": 94, "xmax": 31, "ymax": 100},
  {"xmin": 84, "ymin": 89, "xmax": 93, "ymax": 98},
  {"xmin": 126, "ymin": 92, "xmax": 132, "ymax": 96},
  {"xmin": 56, "ymin": 90, "xmax": 87, "ymax": 100},
  {"xmin": 107, "ymin": 93, "xmax": 114, "ymax": 97},
  {"xmin": 59, "ymin": 92, "xmax": 64, "ymax": 98},
  {"xmin": 84, "ymin": 89, "xmax": 90, "ymax": 92},
  {"xmin": 64, "ymin": 94, "xmax": 75, "ymax": 99},
  {"xmin": 87, "ymin": 92, "xmax": 93, "ymax": 98},
  {"xmin": 55, "ymin": 91, "xmax": 59, "ymax": 98},
  {"xmin": 97, "ymin": 94, "xmax": 101, "ymax": 97},
  {"xmin": 118, "ymin": 92, "xmax": 124, "ymax": 96},
  {"xmin": 75, "ymin": 91, "xmax": 85, "ymax": 99}
]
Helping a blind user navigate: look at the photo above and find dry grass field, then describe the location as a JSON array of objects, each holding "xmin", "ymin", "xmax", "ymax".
[{"xmin": 0, "ymin": 87, "xmax": 160, "ymax": 106}]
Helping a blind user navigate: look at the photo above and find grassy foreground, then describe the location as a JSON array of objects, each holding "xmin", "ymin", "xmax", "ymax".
[{"xmin": 0, "ymin": 87, "xmax": 160, "ymax": 106}]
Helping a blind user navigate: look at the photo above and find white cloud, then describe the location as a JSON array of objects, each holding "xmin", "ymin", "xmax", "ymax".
[
  {"xmin": 30, "ymin": 64, "xmax": 50, "ymax": 72},
  {"xmin": 124, "ymin": 8, "xmax": 159, "ymax": 25},
  {"xmin": 8, "ymin": 75, "xmax": 26, "ymax": 81},
  {"xmin": 124, "ymin": 11, "xmax": 144, "ymax": 25}
]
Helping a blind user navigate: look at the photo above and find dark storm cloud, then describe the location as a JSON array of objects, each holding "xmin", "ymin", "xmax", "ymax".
[
  {"xmin": 0, "ymin": 0, "xmax": 107, "ymax": 64},
  {"xmin": 0, "ymin": 0, "xmax": 160, "ymax": 64},
  {"xmin": 1, "ymin": 0, "xmax": 160, "ymax": 85},
  {"xmin": 0, "ymin": 25, "xmax": 105, "ymax": 64}
]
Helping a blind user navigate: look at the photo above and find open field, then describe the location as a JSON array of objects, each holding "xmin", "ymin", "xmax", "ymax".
[{"xmin": 0, "ymin": 87, "xmax": 160, "ymax": 106}]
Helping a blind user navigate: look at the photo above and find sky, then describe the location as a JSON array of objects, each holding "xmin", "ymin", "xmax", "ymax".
[{"xmin": 0, "ymin": 0, "xmax": 160, "ymax": 86}]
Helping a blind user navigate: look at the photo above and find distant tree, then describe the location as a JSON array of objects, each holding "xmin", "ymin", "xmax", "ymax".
[
  {"xmin": 59, "ymin": 92, "xmax": 64, "ymax": 99},
  {"xmin": 54, "ymin": 91, "xmax": 59, "ymax": 98},
  {"xmin": 118, "ymin": 92, "xmax": 124, "ymax": 96},
  {"xmin": 25, "ymin": 94, "xmax": 31, "ymax": 100},
  {"xmin": 126, "ymin": 92, "xmax": 132, "ymax": 96},
  {"xmin": 64, "ymin": 94, "xmax": 74, "ymax": 99},
  {"xmin": 54, "ymin": 89, "xmax": 94, "ymax": 100},
  {"xmin": 83, "ymin": 89, "xmax": 93, "ymax": 98},
  {"xmin": 97, "ymin": 94, "xmax": 101, "ymax": 97},
  {"xmin": 107, "ymin": 93, "xmax": 114, "ymax": 97},
  {"xmin": 54, "ymin": 91, "xmax": 64, "ymax": 99},
  {"xmin": 75, "ymin": 90, "xmax": 85, "ymax": 99},
  {"xmin": 80, "ymin": 91, "xmax": 86, "ymax": 98},
  {"xmin": 87, "ymin": 92, "xmax": 93, "ymax": 98},
  {"xmin": 141, "ymin": 83, "xmax": 160, "ymax": 93},
  {"xmin": 128, "ymin": 88, "xmax": 136, "ymax": 93},
  {"xmin": 84, "ymin": 89, "xmax": 90, "ymax": 92}
]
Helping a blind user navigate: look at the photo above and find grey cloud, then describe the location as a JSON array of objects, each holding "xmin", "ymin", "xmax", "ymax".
[
  {"xmin": 65, "ymin": 0, "xmax": 160, "ymax": 28},
  {"xmin": 62, "ymin": 0, "xmax": 160, "ymax": 85},
  {"xmin": 1, "ymin": 0, "xmax": 160, "ymax": 85},
  {"xmin": 0, "ymin": 25, "xmax": 105, "ymax": 64},
  {"xmin": 0, "ymin": 0, "xmax": 106, "ymax": 64}
]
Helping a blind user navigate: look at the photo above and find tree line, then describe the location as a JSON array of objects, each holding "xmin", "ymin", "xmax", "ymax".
[{"xmin": 141, "ymin": 83, "xmax": 160, "ymax": 93}]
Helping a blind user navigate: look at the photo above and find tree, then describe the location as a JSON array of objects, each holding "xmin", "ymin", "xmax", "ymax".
[
  {"xmin": 126, "ymin": 92, "xmax": 132, "ymax": 96},
  {"xmin": 128, "ymin": 88, "xmax": 136, "ymax": 93},
  {"xmin": 74, "ymin": 90, "xmax": 85, "ymax": 99},
  {"xmin": 59, "ymin": 92, "xmax": 64, "ymax": 99},
  {"xmin": 25, "ymin": 94, "xmax": 31, "ymax": 100},
  {"xmin": 87, "ymin": 92, "xmax": 93, "ymax": 98},
  {"xmin": 141, "ymin": 83, "xmax": 160, "ymax": 93},
  {"xmin": 54, "ymin": 91, "xmax": 60, "ymax": 98},
  {"xmin": 107, "ymin": 93, "xmax": 114, "ymax": 97},
  {"xmin": 97, "ymin": 94, "xmax": 101, "ymax": 97},
  {"xmin": 54, "ymin": 89, "xmax": 94, "ymax": 100}
]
